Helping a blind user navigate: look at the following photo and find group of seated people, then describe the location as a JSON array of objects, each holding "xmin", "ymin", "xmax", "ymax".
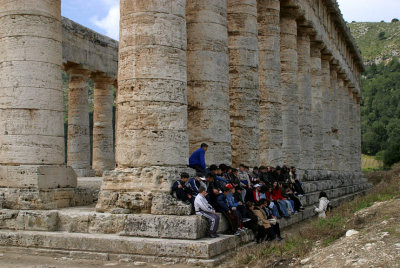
[{"xmin": 171, "ymin": 163, "xmax": 306, "ymax": 242}]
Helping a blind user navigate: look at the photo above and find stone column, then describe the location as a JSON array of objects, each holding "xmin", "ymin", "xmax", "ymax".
[
  {"xmin": 329, "ymin": 63, "xmax": 339, "ymax": 171},
  {"xmin": 257, "ymin": 0, "xmax": 283, "ymax": 166},
  {"xmin": 92, "ymin": 74, "xmax": 115, "ymax": 176},
  {"xmin": 187, "ymin": 0, "xmax": 231, "ymax": 165},
  {"xmin": 96, "ymin": 0, "xmax": 191, "ymax": 215},
  {"xmin": 321, "ymin": 56, "xmax": 332, "ymax": 170},
  {"xmin": 297, "ymin": 29, "xmax": 313, "ymax": 171},
  {"xmin": 67, "ymin": 67, "xmax": 94, "ymax": 177},
  {"xmin": 280, "ymin": 14, "xmax": 300, "ymax": 167},
  {"xmin": 228, "ymin": 0, "xmax": 259, "ymax": 167},
  {"xmin": 336, "ymin": 75, "xmax": 346, "ymax": 171},
  {"xmin": 349, "ymin": 91, "xmax": 356, "ymax": 172},
  {"xmin": 342, "ymin": 82, "xmax": 350, "ymax": 172},
  {"xmin": 0, "ymin": 0, "xmax": 76, "ymax": 209},
  {"xmin": 355, "ymin": 97, "xmax": 362, "ymax": 172},
  {"xmin": 310, "ymin": 42, "xmax": 323, "ymax": 170}
]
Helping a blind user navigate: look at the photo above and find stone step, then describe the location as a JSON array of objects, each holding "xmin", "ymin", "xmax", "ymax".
[
  {"xmin": 0, "ymin": 206, "xmax": 228, "ymax": 239},
  {"xmin": 0, "ymin": 229, "xmax": 254, "ymax": 265}
]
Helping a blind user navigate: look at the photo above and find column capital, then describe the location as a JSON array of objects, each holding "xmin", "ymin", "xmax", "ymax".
[
  {"xmin": 91, "ymin": 72, "xmax": 116, "ymax": 85},
  {"xmin": 64, "ymin": 63, "xmax": 90, "ymax": 77}
]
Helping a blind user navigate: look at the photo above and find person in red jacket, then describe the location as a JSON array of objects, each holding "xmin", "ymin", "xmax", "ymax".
[{"xmin": 271, "ymin": 181, "xmax": 290, "ymax": 217}]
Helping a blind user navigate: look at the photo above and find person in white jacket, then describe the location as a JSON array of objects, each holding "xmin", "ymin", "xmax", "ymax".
[
  {"xmin": 314, "ymin": 191, "xmax": 330, "ymax": 219},
  {"xmin": 194, "ymin": 186, "xmax": 220, "ymax": 238}
]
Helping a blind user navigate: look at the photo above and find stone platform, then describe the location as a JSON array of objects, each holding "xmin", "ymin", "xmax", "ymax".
[{"xmin": 0, "ymin": 175, "xmax": 371, "ymax": 266}]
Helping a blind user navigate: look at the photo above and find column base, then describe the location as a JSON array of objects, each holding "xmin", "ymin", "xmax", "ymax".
[{"xmin": 96, "ymin": 166, "xmax": 194, "ymax": 215}]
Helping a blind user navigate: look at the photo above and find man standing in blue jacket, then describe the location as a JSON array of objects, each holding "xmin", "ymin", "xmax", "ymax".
[{"xmin": 189, "ymin": 143, "xmax": 208, "ymax": 174}]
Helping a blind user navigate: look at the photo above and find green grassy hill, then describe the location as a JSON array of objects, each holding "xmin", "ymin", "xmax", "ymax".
[{"xmin": 348, "ymin": 20, "xmax": 400, "ymax": 65}]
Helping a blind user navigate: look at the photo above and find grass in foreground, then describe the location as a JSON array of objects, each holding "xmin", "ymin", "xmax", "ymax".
[{"xmin": 227, "ymin": 164, "xmax": 400, "ymax": 268}]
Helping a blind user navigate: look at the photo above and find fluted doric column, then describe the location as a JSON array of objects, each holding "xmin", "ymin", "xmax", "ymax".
[
  {"xmin": 92, "ymin": 74, "xmax": 115, "ymax": 176},
  {"xmin": 310, "ymin": 42, "xmax": 324, "ymax": 170},
  {"xmin": 228, "ymin": 0, "xmax": 260, "ymax": 167},
  {"xmin": 297, "ymin": 29, "xmax": 313, "ymax": 171},
  {"xmin": 329, "ymin": 63, "xmax": 339, "ymax": 171},
  {"xmin": 321, "ymin": 56, "xmax": 332, "ymax": 170},
  {"xmin": 67, "ymin": 67, "xmax": 94, "ymax": 177},
  {"xmin": 96, "ymin": 0, "xmax": 191, "ymax": 215},
  {"xmin": 280, "ymin": 14, "xmax": 300, "ymax": 167},
  {"xmin": 355, "ymin": 97, "xmax": 362, "ymax": 172},
  {"xmin": 187, "ymin": 0, "xmax": 231, "ymax": 166},
  {"xmin": 336, "ymin": 75, "xmax": 346, "ymax": 171},
  {"xmin": 257, "ymin": 0, "xmax": 283, "ymax": 166},
  {"xmin": 0, "ymin": 0, "xmax": 76, "ymax": 209},
  {"xmin": 342, "ymin": 83, "xmax": 351, "ymax": 172},
  {"xmin": 349, "ymin": 90, "xmax": 357, "ymax": 172}
]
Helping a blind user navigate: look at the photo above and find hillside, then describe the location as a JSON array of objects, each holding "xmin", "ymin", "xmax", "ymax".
[{"xmin": 348, "ymin": 20, "xmax": 400, "ymax": 65}]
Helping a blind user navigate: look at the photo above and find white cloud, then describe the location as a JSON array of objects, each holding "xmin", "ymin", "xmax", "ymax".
[{"xmin": 91, "ymin": 0, "xmax": 120, "ymax": 40}]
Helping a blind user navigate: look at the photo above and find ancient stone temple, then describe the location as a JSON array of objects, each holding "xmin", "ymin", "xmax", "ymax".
[{"xmin": 0, "ymin": 0, "xmax": 370, "ymax": 265}]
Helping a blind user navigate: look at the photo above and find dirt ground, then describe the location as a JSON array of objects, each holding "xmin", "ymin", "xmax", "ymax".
[{"xmin": 297, "ymin": 198, "xmax": 400, "ymax": 268}]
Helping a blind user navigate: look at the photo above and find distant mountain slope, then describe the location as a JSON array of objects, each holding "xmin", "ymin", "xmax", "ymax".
[{"xmin": 348, "ymin": 21, "xmax": 400, "ymax": 65}]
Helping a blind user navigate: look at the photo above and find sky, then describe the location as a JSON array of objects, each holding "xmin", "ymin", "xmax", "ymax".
[{"xmin": 61, "ymin": 0, "xmax": 400, "ymax": 40}]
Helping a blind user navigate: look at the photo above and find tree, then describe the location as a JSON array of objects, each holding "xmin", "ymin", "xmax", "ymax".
[
  {"xmin": 392, "ymin": 18, "xmax": 399, "ymax": 23},
  {"xmin": 378, "ymin": 31, "xmax": 386, "ymax": 40}
]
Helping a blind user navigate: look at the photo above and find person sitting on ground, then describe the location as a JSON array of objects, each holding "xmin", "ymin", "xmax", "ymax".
[
  {"xmin": 194, "ymin": 186, "xmax": 220, "ymax": 238},
  {"xmin": 285, "ymin": 184, "xmax": 304, "ymax": 212},
  {"xmin": 171, "ymin": 172, "xmax": 194, "ymax": 205},
  {"xmin": 252, "ymin": 202, "xmax": 276, "ymax": 241},
  {"xmin": 289, "ymin": 166, "xmax": 305, "ymax": 195},
  {"xmin": 204, "ymin": 173, "xmax": 220, "ymax": 208},
  {"xmin": 226, "ymin": 184, "xmax": 246, "ymax": 228},
  {"xmin": 271, "ymin": 181, "xmax": 290, "ymax": 217},
  {"xmin": 210, "ymin": 164, "xmax": 228, "ymax": 189},
  {"xmin": 314, "ymin": 191, "xmax": 330, "ymax": 219},
  {"xmin": 227, "ymin": 168, "xmax": 240, "ymax": 187},
  {"xmin": 245, "ymin": 201, "xmax": 267, "ymax": 243},
  {"xmin": 238, "ymin": 164, "xmax": 251, "ymax": 186},
  {"xmin": 279, "ymin": 182, "xmax": 295, "ymax": 214},
  {"xmin": 253, "ymin": 184, "xmax": 263, "ymax": 202},
  {"xmin": 259, "ymin": 199, "xmax": 283, "ymax": 241},
  {"xmin": 188, "ymin": 143, "xmax": 208, "ymax": 173},
  {"xmin": 250, "ymin": 166, "xmax": 260, "ymax": 184},
  {"xmin": 216, "ymin": 186, "xmax": 241, "ymax": 235},
  {"xmin": 233, "ymin": 186, "xmax": 248, "ymax": 219},
  {"xmin": 187, "ymin": 172, "xmax": 207, "ymax": 197},
  {"xmin": 265, "ymin": 185, "xmax": 281, "ymax": 218}
]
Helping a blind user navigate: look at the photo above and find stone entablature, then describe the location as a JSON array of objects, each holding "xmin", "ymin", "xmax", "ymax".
[{"xmin": 62, "ymin": 17, "xmax": 118, "ymax": 79}]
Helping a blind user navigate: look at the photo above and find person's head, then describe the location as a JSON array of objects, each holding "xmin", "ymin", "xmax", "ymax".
[
  {"xmin": 319, "ymin": 191, "xmax": 328, "ymax": 199},
  {"xmin": 290, "ymin": 166, "xmax": 296, "ymax": 172},
  {"xmin": 200, "ymin": 143, "xmax": 208, "ymax": 151},
  {"xmin": 253, "ymin": 166, "xmax": 259, "ymax": 173},
  {"xmin": 246, "ymin": 201, "xmax": 254, "ymax": 210},
  {"xmin": 227, "ymin": 166, "xmax": 233, "ymax": 173},
  {"xmin": 205, "ymin": 173, "xmax": 215, "ymax": 182},
  {"xmin": 219, "ymin": 164, "xmax": 227, "ymax": 173},
  {"xmin": 209, "ymin": 164, "xmax": 218, "ymax": 174},
  {"xmin": 216, "ymin": 167, "xmax": 222, "ymax": 175},
  {"xmin": 232, "ymin": 168, "xmax": 238, "ymax": 176},
  {"xmin": 259, "ymin": 198, "xmax": 267, "ymax": 207},
  {"xmin": 239, "ymin": 164, "xmax": 245, "ymax": 171},
  {"xmin": 273, "ymin": 181, "xmax": 278, "ymax": 188},
  {"xmin": 198, "ymin": 186, "xmax": 207, "ymax": 197},
  {"xmin": 223, "ymin": 187, "xmax": 230, "ymax": 195},
  {"xmin": 262, "ymin": 198, "xmax": 270, "ymax": 207},
  {"xmin": 180, "ymin": 172, "xmax": 190, "ymax": 182},
  {"xmin": 254, "ymin": 184, "xmax": 261, "ymax": 190},
  {"xmin": 244, "ymin": 165, "xmax": 249, "ymax": 172},
  {"xmin": 235, "ymin": 186, "xmax": 242, "ymax": 193}
]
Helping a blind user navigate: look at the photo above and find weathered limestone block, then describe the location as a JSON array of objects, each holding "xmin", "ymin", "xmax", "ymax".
[
  {"xmin": 66, "ymin": 67, "xmax": 94, "ymax": 177},
  {"xmin": 280, "ymin": 14, "xmax": 300, "ymax": 167},
  {"xmin": 187, "ymin": 0, "xmax": 232, "ymax": 165},
  {"xmin": 321, "ymin": 57, "xmax": 332, "ymax": 170},
  {"xmin": 257, "ymin": 0, "xmax": 283, "ymax": 166},
  {"xmin": 329, "ymin": 64, "xmax": 340, "ymax": 171},
  {"xmin": 310, "ymin": 42, "xmax": 324, "ymax": 171},
  {"xmin": 355, "ymin": 97, "xmax": 362, "ymax": 172},
  {"xmin": 92, "ymin": 74, "xmax": 115, "ymax": 176},
  {"xmin": 297, "ymin": 29, "xmax": 313, "ymax": 171},
  {"xmin": 0, "ymin": 165, "xmax": 76, "ymax": 189},
  {"xmin": 228, "ymin": 0, "xmax": 260, "ymax": 167}
]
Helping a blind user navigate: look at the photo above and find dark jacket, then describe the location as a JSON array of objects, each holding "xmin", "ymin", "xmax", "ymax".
[{"xmin": 216, "ymin": 193, "xmax": 230, "ymax": 212}]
